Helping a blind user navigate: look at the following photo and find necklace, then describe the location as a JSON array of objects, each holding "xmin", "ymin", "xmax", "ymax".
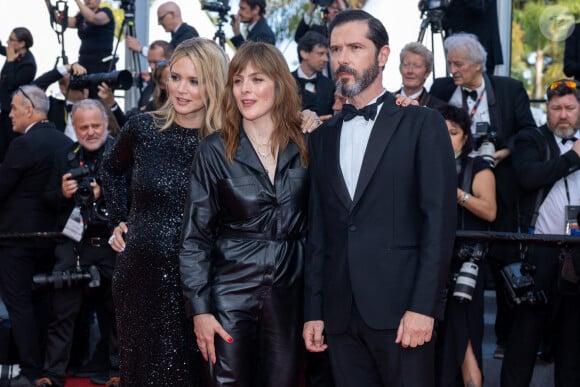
[{"xmin": 254, "ymin": 143, "xmax": 272, "ymax": 160}]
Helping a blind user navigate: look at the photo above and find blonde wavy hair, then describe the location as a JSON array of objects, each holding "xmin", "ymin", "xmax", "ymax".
[
  {"xmin": 153, "ymin": 37, "xmax": 229, "ymax": 139},
  {"xmin": 220, "ymin": 42, "xmax": 307, "ymax": 166}
]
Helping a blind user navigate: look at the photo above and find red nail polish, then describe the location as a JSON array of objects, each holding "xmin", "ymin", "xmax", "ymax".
[
  {"xmin": 396, "ymin": 100, "xmax": 401, "ymax": 105},
  {"xmin": 227, "ymin": 337, "xmax": 233, "ymax": 343}
]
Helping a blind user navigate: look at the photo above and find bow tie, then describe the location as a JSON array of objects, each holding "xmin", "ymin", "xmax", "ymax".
[
  {"xmin": 342, "ymin": 93, "xmax": 387, "ymax": 122},
  {"xmin": 462, "ymin": 88, "xmax": 478, "ymax": 101},
  {"xmin": 561, "ymin": 136, "xmax": 577, "ymax": 145}
]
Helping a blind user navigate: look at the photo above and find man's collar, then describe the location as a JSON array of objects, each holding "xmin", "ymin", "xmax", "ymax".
[{"xmin": 297, "ymin": 67, "xmax": 317, "ymax": 80}]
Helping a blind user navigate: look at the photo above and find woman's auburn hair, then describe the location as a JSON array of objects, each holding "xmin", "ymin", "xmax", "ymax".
[{"xmin": 220, "ymin": 42, "xmax": 308, "ymax": 166}]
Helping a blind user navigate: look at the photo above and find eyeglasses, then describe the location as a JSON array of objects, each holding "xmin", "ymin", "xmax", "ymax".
[
  {"xmin": 157, "ymin": 12, "xmax": 171, "ymax": 23},
  {"xmin": 400, "ymin": 63, "xmax": 425, "ymax": 70},
  {"xmin": 18, "ymin": 87, "xmax": 36, "ymax": 109},
  {"xmin": 548, "ymin": 80, "xmax": 578, "ymax": 91}
]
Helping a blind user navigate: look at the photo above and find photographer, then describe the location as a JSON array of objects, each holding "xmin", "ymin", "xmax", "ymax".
[
  {"xmin": 294, "ymin": 0, "xmax": 346, "ymax": 43},
  {"xmin": 230, "ymin": 0, "xmax": 275, "ymax": 48},
  {"xmin": 37, "ymin": 99, "xmax": 119, "ymax": 387},
  {"xmin": 501, "ymin": 80, "xmax": 580, "ymax": 387},
  {"xmin": 435, "ymin": 104, "xmax": 496, "ymax": 387}
]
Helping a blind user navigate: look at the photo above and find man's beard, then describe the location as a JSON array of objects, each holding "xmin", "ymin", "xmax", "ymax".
[
  {"xmin": 334, "ymin": 58, "xmax": 380, "ymax": 98},
  {"xmin": 549, "ymin": 121, "xmax": 577, "ymax": 139}
]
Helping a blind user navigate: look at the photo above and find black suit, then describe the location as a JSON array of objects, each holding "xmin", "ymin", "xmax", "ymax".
[
  {"xmin": 430, "ymin": 74, "xmax": 536, "ymax": 346},
  {"xmin": 292, "ymin": 70, "xmax": 335, "ymax": 116},
  {"xmin": 306, "ymin": 92, "xmax": 456, "ymax": 386},
  {"xmin": 564, "ymin": 22, "xmax": 580, "ymax": 80},
  {"xmin": 170, "ymin": 22, "xmax": 199, "ymax": 49},
  {"xmin": 294, "ymin": 18, "xmax": 328, "ymax": 42},
  {"xmin": 231, "ymin": 17, "xmax": 275, "ymax": 48},
  {"xmin": 0, "ymin": 121, "xmax": 72, "ymax": 381},
  {"xmin": 501, "ymin": 125, "xmax": 580, "ymax": 387},
  {"xmin": 33, "ymin": 68, "xmax": 69, "ymax": 132}
]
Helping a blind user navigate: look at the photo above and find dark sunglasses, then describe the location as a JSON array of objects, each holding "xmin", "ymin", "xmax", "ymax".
[{"xmin": 18, "ymin": 87, "xmax": 36, "ymax": 109}]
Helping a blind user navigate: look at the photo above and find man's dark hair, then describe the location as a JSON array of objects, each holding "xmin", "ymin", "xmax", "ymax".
[
  {"xmin": 297, "ymin": 31, "xmax": 329, "ymax": 63},
  {"xmin": 546, "ymin": 80, "xmax": 580, "ymax": 103},
  {"xmin": 12, "ymin": 27, "xmax": 33, "ymax": 49},
  {"xmin": 242, "ymin": 0, "xmax": 266, "ymax": 16},
  {"xmin": 150, "ymin": 40, "xmax": 173, "ymax": 59},
  {"xmin": 328, "ymin": 9, "xmax": 389, "ymax": 53},
  {"xmin": 435, "ymin": 103, "xmax": 474, "ymax": 156}
]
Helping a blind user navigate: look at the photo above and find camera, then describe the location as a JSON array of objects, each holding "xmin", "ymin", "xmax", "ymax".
[
  {"xmin": 474, "ymin": 122, "xmax": 497, "ymax": 168},
  {"xmin": 500, "ymin": 262, "xmax": 548, "ymax": 307},
  {"xmin": 119, "ymin": 0, "xmax": 134, "ymax": 13},
  {"xmin": 202, "ymin": 0, "xmax": 230, "ymax": 15},
  {"xmin": 68, "ymin": 165, "xmax": 94, "ymax": 205},
  {"xmin": 33, "ymin": 265, "xmax": 101, "ymax": 290},
  {"xmin": 419, "ymin": 0, "xmax": 449, "ymax": 11},
  {"xmin": 70, "ymin": 70, "xmax": 133, "ymax": 91},
  {"xmin": 452, "ymin": 243, "xmax": 487, "ymax": 303},
  {"xmin": 312, "ymin": 0, "xmax": 333, "ymax": 6}
]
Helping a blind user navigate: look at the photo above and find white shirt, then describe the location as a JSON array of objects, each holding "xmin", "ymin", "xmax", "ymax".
[
  {"xmin": 535, "ymin": 130, "xmax": 580, "ymax": 235},
  {"xmin": 449, "ymin": 79, "xmax": 490, "ymax": 133},
  {"xmin": 340, "ymin": 91, "xmax": 386, "ymax": 199},
  {"xmin": 297, "ymin": 67, "xmax": 317, "ymax": 93}
]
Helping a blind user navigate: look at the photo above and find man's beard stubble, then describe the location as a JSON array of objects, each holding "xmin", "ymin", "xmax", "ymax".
[{"xmin": 334, "ymin": 58, "xmax": 381, "ymax": 98}]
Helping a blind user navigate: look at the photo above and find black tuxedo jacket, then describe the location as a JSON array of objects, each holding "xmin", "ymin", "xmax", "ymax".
[
  {"xmin": 171, "ymin": 22, "xmax": 199, "ymax": 49},
  {"xmin": 305, "ymin": 92, "xmax": 457, "ymax": 333},
  {"xmin": 430, "ymin": 74, "xmax": 536, "ymax": 234},
  {"xmin": 292, "ymin": 70, "xmax": 335, "ymax": 116},
  {"xmin": 512, "ymin": 125, "xmax": 580, "ymax": 231},
  {"xmin": 33, "ymin": 68, "xmax": 69, "ymax": 132},
  {"xmin": 0, "ymin": 121, "xmax": 73, "ymax": 247},
  {"xmin": 564, "ymin": 22, "xmax": 580, "ymax": 80},
  {"xmin": 231, "ymin": 17, "xmax": 275, "ymax": 48}
]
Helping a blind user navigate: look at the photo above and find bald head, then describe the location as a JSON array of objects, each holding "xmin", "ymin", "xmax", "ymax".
[{"xmin": 157, "ymin": 2, "xmax": 183, "ymax": 31}]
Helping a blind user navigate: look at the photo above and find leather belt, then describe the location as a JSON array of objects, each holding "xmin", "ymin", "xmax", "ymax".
[
  {"xmin": 82, "ymin": 236, "xmax": 110, "ymax": 247},
  {"xmin": 221, "ymin": 230, "xmax": 306, "ymax": 241}
]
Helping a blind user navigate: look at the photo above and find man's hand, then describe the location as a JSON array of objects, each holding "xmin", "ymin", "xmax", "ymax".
[
  {"xmin": 395, "ymin": 310, "xmax": 434, "ymax": 348},
  {"xmin": 65, "ymin": 62, "xmax": 87, "ymax": 77},
  {"xmin": 303, "ymin": 320, "xmax": 328, "ymax": 352},
  {"xmin": 125, "ymin": 36, "xmax": 142, "ymax": 53},
  {"xmin": 492, "ymin": 148, "xmax": 510, "ymax": 167},
  {"xmin": 193, "ymin": 313, "xmax": 233, "ymax": 364},
  {"xmin": 97, "ymin": 82, "xmax": 116, "ymax": 109},
  {"xmin": 230, "ymin": 14, "xmax": 241, "ymax": 35},
  {"xmin": 61, "ymin": 173, "xmax": 78, "ymax": 199}
]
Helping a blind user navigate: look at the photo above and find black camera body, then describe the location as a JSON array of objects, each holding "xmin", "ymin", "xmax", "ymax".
[
  {"xmin": 119, "ymin": 0, "xmax": 135, "ymax": 13},
  {"xmin": 70, "ymin": 70, "xmax": 133, "ymax": 91},
  {"xmin": 419, "ymin": 0, "xmax": 449, "ymax": 11},
  {"xmin": 501, "ymin": 262, "xmax": 548, "ymax": 306},
  {"xmin": 312, "ymin": 0, "xmax": 333, "ymax": 6},
  {"xmin": 33, "ymin": 265, "xmax": 101, "ymax": 290},
  {"xmin": 452, "ymin": 243, "xmax": 487, "ymax": 303},
  {"xmin": 202, "ymin": 0, "xmax": 230, "ymax": 15},
  {"xmin": 474, "ymin": 122, "xmax": 498, "ymax": 167},
  {"xmin": 68, "ymin": 165, "xmax": 94, "ymax": 206}
]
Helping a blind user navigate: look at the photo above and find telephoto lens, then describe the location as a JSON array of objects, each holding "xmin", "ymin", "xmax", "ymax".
[{"xmin": 453, "ymin": 260, "xmax": 479, "ymax": 302}]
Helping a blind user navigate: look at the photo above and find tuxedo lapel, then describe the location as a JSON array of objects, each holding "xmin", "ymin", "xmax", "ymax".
[
  {"xmin": 484, "ymin": 74, "xmax": 501, "ymax": 132},
  {"xmin": 324, "ymin": 119, "xmax": 353, "ymax": 210},
  {"xmin": 352, "ymin": 94, "xmax": 402, "ymax": 208}
]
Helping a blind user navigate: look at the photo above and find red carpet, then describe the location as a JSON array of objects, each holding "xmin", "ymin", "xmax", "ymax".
[{"xmin": 64, "ymin": 376, "xmax": 101, "ymax": 387}]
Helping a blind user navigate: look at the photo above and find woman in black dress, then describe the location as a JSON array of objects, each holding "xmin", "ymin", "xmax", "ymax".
[
  {"xmin": 435, "ymin": 104, "xmax": 497, "ymax": 387},
  {"xmin": 101, "ymin": 38, "xmax": 229, "ymax": 387},
  {"xmin": 179, "ymin": 42, "xmax": 308, "ymax": 387}
]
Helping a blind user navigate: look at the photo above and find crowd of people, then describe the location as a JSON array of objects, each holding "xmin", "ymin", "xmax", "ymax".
[{"xmin": 1, "ymin": 1, "xmax": 580, "ymax": 387}]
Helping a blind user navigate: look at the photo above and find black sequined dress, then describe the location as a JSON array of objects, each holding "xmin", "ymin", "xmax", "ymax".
[{"xmin": 101, "ymin": 114, "xmax": 204, "ymax": 387}]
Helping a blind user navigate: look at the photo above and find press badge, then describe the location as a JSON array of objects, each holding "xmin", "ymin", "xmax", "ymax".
[
  {"xmin": 564, "ymin": 205, "xmax": 580, "ymax": 236},
  {"xmin": 62, "ymin": 206, "xmax": 85, "ymax": 242}
]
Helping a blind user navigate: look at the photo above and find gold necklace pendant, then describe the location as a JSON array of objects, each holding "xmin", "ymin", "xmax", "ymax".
[{"xmin": 255, "ymin": 143, "xmax": 272, "ymax": 159}]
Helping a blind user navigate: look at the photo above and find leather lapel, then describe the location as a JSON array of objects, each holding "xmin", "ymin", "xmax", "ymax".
[
  {"xmin": 325, "ymin": 118, "xmax": 353, "ymax": 210},
  {"xmin": 351, "ymin": 93, "xmax": 402, "ymax": 208},
  {"xmin": 233, "ymin": 129, "xmax": 269, "ymax": 174},
  {"xmin": 278, "ymin": 141, "xmax": 300, "ymax": 172}
]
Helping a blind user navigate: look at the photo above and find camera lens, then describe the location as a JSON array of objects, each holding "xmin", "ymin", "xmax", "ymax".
[{"xmin": 453, "ymin": 261, "xmax": 479, "ymax": 302}]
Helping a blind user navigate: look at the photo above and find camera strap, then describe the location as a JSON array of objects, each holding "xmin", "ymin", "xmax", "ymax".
[
  {"xmin": 459, "ymin": 157, "xmax": 475, "ymax": 230},
  {"xmin": 528, "ymin": 128, "xmax": 551, "ymax": 233}
]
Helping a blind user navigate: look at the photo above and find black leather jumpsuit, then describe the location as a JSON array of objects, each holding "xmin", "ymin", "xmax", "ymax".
[{"xmin": 180, "ymin": 130, "xmax": 308, "ymax": 387}]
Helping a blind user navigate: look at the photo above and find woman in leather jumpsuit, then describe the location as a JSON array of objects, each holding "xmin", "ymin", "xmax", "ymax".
[{"xmin": 179, "ymin": 42, "xmax": 308, "ymax": 387}]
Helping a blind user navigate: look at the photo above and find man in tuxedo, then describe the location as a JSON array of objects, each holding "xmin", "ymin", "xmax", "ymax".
[
  {"xmin": 126, "ymin": 1, "xmax": 198, "ymax": 55},
  {"xmin": 502, "ymin": 80, "xmax": 580, "ymax": 387},
  {"xmin": 303, "ymin": 10, "xmax": 457, "ymax": 387},
  {"xmin": 292, "ymin": 31, "xmax": 335, "ymax": 118},
  {"xmin": 0, "ymin": 85, "xmax": 72, "ymax": 387},
  {"xmin": 429, "ymin": 32, "xmax": 537, "ymax": 357},
  {"xmin": 564, "ymin": 22, "xmax": 580, "ymax": 81},
  {"xmin": 230, "ymin": 0, "xmax": 275, "ymax": 48}
]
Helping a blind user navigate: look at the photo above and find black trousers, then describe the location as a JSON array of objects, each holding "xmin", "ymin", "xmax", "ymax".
[
  {"xmin": 0, "ymin": 245, "xmax": 53, "ymax": 380},
  {"xmin": 326, "ymin": 304, "xmax": 435, "ymax": 387},
  {"xmin": 43, "ymin": 241, "xmax": 117, "ymax": 386},
  {"xmin": 501, "ymin": 245, "xmax": 580, "ymax": 387}
]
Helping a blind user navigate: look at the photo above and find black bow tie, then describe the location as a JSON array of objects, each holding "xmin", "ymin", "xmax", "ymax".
[
  {"xmin": 342, "ymin": 93, "xmax": 387, "ymax": 122},
  {"xmin": 462, "ymin": 89, "xmax": 478, "ymax": 101},
  {"xmin": 561, "ymin": 136, "xmax": 577, "ymax": 145}
]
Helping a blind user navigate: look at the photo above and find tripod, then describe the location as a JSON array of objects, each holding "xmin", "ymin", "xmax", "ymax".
[
  {"xmin": 417, "ymin": 9, "xmax": 446, "ymax": 78},
  {"xmin": 45, "ymin": 0, "xmax": 69, "ymax": 67},
  {"xmin": 213, "ymin": 12, "xmax": 228, "ymax": 50},
  {"xmin": 110, "ymin": 6, "xmax": 142, "ymax": 93}
]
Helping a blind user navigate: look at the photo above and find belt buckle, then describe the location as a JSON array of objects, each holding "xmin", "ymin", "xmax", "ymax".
[{"xmin": 90, "ymin": 237, "xmax": 102, "ymax": 247}]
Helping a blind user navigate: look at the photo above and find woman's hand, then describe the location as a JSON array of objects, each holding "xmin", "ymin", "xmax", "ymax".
[
  {"xmin": 300, "ymin": 109, "xmax": 322, "ymax": 133},
  {"xmin": 394, "ymin": 93, "xmax": 419, "ymax": 107},
  {"xmin": 108, "ymin": 222, "xmax": 128, "ymax": 252},
  {"xmin": 193, "ymin": 313, "xmax": 233, "ymax": 364}
]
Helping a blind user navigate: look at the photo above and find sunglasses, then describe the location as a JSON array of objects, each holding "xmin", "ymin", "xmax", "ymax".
[
  {"xmin": 548, "ymin": 80, "xmax": 578, "ymax": 91},
  {"xmin": 18, "ymin": 87, "xmax": 36, "ymax": 109}
]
